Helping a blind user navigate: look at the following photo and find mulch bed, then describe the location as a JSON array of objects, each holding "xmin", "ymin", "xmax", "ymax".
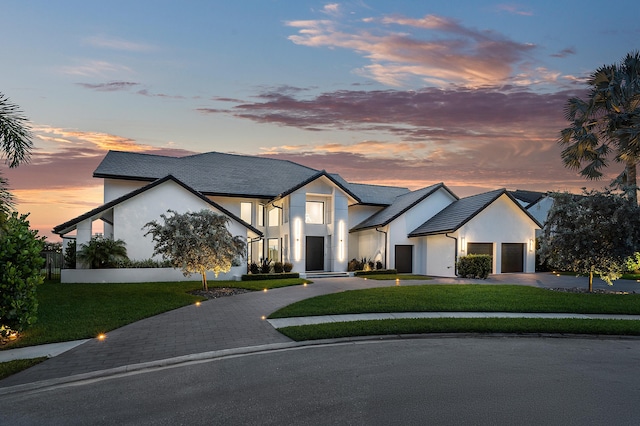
[{"xmin": 188, "ymin": 287, "xmax": 253, "ymax": 299}]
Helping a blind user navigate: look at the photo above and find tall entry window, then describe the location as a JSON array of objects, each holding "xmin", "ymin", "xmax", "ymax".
[
  {"xmin": 305, "ymin": 201, "xmax": 324, "ymax": 224},
  {"xmin": 240, "ymin": 202, "xmax": 252, "ymax": 224},
  {"xmin": 268, "ymin": 207, "xmax": 280, "ymax": 227},
  {"xmin": 258, "ymin": 204, "xmax": 265, "ymax": 226}
]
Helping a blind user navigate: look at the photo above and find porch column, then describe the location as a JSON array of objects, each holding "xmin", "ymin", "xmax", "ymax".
[{"xmin": 76, "ymin": 219, "xmax": 92, "ymax": 269}]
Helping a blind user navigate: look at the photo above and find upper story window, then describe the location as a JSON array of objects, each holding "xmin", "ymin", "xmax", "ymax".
[
  {"xmin": 268, "ymin": 207, "xmax": 280, "ymax": 227},
  {"xmin": 305, "ymin": 201, "xmax": 324, "ymax": 224},
  {"xmin": 258, "ymin": 204, "xmax": 265, "ymax": 227},
  {"xmin": 240, "ymin": 202, "xmax": 252, "ymax": 224}
]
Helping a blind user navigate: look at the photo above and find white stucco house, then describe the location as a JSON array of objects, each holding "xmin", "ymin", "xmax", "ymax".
[{"xmin": 53, "ymin": 150, "xmax": 542, "ymax": 282}]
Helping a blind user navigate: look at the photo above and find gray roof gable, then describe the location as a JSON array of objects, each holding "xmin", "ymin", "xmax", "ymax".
[
  {"xmin": 409, "ymin": 189, "xmax": 542, "ymax": 237},
  {"xmin": 510, "ymin": 189, "xmax": 547, "ymax": 208},
  {"xmin": 351, "ymin": 183, "xmax": 456, "ymax": 232}
]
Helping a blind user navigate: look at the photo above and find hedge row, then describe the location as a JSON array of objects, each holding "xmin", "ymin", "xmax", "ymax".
[
  {"xmin": 354, "ymin": 269, "xmax": 398, "ymax": 276},
  {"xmin": 241, "ymin": 272, "xmax": 300, "ymax": 281}
]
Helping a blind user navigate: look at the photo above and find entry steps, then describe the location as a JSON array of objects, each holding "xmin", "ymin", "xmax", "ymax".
[{"xmin": 302, "ymin": 271, "xmax": 351, "ymax": 279}]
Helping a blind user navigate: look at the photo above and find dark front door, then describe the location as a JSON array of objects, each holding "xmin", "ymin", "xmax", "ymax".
[
  {"xmin": 306, "ymin": 236, "xmax": 324, "ymax": 271},
  {"xmin": 501, "ymin": 243, "xmax": 525, "ymax": 273},
  {"xmin": 395, "ymin": 245, "xmax": 413, "ymax": 273}
]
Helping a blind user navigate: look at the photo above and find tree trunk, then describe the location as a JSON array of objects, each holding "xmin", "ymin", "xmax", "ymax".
[
  {"xmin": 588, "ymin": 271, "xmax": 593, "ymax": 293},
  {"xmin": 626, "ymin": 160, "xmax": 638, "ymax": 205},
  {"xmin": 201, "ymin": 268, "xmax": 208, "ymax": 291}
]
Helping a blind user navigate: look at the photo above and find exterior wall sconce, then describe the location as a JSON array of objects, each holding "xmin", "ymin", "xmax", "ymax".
[
  {"xmin": 529, "ymin": 238, "xmax": 534, "ymax": 252},
  {"xmin": 294, "ymin": 218, "xmax": 302, "ymax": 261},
  {"xmin": 460, "ymin": 236, "xmax": 465, "ymax": 252}
]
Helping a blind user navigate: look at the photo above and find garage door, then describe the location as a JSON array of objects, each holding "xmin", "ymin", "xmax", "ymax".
[{"xmin": 501, "ymin": 243, "xmax": 524, "ymax": 273}]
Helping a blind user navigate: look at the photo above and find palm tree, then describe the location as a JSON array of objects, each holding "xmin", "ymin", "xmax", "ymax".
[
  {"xmin": 559, "ymin": 51, "xmax": 640, "ymax": 203},
  {"xmin": 0, "ymin": 92, "xmax": 34, "ymax": 214},
  {"xmin": 77, "ymin": 236, "xmax": 129, "ymax": 269}
]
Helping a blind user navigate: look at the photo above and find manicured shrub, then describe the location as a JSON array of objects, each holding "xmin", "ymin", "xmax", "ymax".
[
  {"xmin": 273, "ymin": 262, "xmax": 284, "ymax": 273},
  {"xmin": 347, "ymin": 258, "xmax": 362, "ymax": 272},
  {"xmin": 376, "ymin": 260, "xmax": 383, "ymax": 270},
  {"xmin": 457, "ymin": 254, "xmax": 492, "ymax": 279},
  {"xmin": 241, "ymin": 272, "xmax": 300, "ymax": 281},
  {"xmin": 354, "ymin": 269, "xmax": 397, "ymax": 276},
  {"xmin": 63, "ymin": 239, "xmax": 76, "ymax": 269},
  {"xmin": 283, "ymin": 262, "xmax": 293, "ymax": 273},
  {"xmin": 260, "ymin": 260, "xmax": 271, "ymax": 274},
  {"xmin": 0, "ymin": 212, "xmax": 45, "ymax": 336},
  {"xmin": 249, "ymin": 262, "xmax": 260, "ymax": 274}
]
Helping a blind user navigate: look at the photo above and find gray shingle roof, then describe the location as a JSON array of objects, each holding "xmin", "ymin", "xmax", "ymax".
[
  {"xmin": 94, "ymin": 150, "xmax": 408, "ymax": 205},
  {"xmin": 510, "ymin": 189, "xmax": 546, "ymax": 207},
  {"xmin": 351, "ymin": 183, "xmax": 455, "ymax": 232},
  {"xmin": 94, "ymin": 151, "xmax": 320, "ymax": 199},
  {"xmin": 409, "ymin": 189, "xmax": 533, "ymax": 237}
]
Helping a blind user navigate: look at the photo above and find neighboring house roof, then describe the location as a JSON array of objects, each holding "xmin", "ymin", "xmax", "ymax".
[
  {"xmin": 408, "ymin": 189, "xmax": 542, "ymax": 237},
  {"xmin": 351, "ymin": 183, "xmax": 457, "ymax": 232},
  {"xmin": 52, "ymin": 175, "xmax": 262, "ymax": 236},
  {"xmin": 94, "ymin": 150, "xmax": 406, "ymax": 206},
  {"xmin": 510, "ymin": 189, "xmax": 546, "ymax": 208}
]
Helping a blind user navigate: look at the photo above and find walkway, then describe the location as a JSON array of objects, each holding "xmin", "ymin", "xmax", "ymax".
[{"xmin": 1, "ymin": 273, "xmax": 639, "ymax": 393}]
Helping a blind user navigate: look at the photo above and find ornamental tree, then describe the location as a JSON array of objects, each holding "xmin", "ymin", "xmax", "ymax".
[
  {"xmin": 0, "ymin": 212, "xmax": 44, "ymax": 339},
  {"xmin": 538, "ymin": 189, "xmax": 640, "ymax": 291},
  {"xmin": 143, "ymin": 209, "xmax": 246, "ymax": 290}
]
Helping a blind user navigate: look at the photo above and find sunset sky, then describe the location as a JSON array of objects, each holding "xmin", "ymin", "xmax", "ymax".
[{"xmin": 2, "ymin": 1, "xmax": 639, "ymax": 241}]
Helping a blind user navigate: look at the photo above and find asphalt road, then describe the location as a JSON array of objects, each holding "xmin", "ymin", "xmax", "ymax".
[{"xmin": 2, "ymin": 336, "xmax": 640, "ymax": 425}]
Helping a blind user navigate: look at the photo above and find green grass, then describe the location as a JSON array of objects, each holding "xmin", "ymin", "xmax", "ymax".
[
  {"xmin": 0, "ymin": 357, "xmax": 47, "ymax": 380},
  {"xmin": 278, "ymin": 318, "xmax": 640, "ymax": 341},
  {"xmin": 359, "ymin": 274, "xmax": 431, "ymax": 280},
  {"xmin": 269, "ymin": 284, "xmax": 640, "ymax": 319},
  {"xmin": 2, "ymin": 278, "xmax": 308, "ymax": 350}
]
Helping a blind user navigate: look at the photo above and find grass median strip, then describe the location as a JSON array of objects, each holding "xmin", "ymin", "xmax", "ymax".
[{"xmin": 278, "ymin": 318, "xmax": 640, "ymax": 341}]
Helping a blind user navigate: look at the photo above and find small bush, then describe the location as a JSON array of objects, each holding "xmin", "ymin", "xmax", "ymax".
[
  {"xmin": 348, "ymin": 258, "xmax": 363, "ymax": 272},
  {"xmin": 260, "ymin": 260, "xmax": 272, "ymax": 274},
  {"xmin": 241, "ymin": 272, "xmax": 300, "ymax": 281},
  {"xmin": 273, "ymin": 262, "xmax": 284, "ymax": 273},
  {"xmin": 457, "ymin": 254, "xmax": 492, "ymax": 279},
  {"xmin": 283, "ymin": 262, "xmax": 293, "ymax": 273},
  {"xmin": 249, "ymin": 262, "xmax": 260, "ymax": 274},
  {"xmin": 116, "ymin": 258, "xmax": 173, "ymax": 268},
  {"xmin": 63, "ymin": 240, "xmax": 76, "ymax": 269},
  {"xmin": 376, "ymin": 261, "xmax": 383, "ymax": 270}
]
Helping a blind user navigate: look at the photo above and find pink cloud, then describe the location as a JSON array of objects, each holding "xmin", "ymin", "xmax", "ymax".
[{"xmin": 286, "ymin": 12, "xmax": 538, "ymax": 87}]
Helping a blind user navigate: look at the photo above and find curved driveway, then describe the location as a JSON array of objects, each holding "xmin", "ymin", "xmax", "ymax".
[{"xmin": 1, "ymin": 273, "xmax": 639, "ymax": 391}]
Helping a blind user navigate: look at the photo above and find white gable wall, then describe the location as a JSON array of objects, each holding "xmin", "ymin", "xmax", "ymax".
[
  {"xmin": 104, "ymin": 178, "xmax": 148, "ymax": 203},
  {"xmin": 455, "ymin": 194, "xmax": 537, "ymax": 275},
  {"xmin": 112, "ymin": 180, "xmax": 247, "ymax": 261},
  {"xmin": 387, "ymin": 188, "xmax": 456, "ymax": 272}
]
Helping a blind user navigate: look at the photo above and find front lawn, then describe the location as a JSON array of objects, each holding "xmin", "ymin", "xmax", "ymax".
[
  {"xmin": 270, "ymin": 284, "xmax": 640, "ymax": 340},
  {"xmin": 2, "ymin": 278, "xmax": 308, "ymax": 350},
  {"xmin": 269, "ymin": 284, "xmax": 640, "ymax": 318}
]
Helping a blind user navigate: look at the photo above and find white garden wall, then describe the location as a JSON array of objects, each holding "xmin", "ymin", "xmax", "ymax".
[{"xmin": 61, "ymin": 266, "xmax": 245, "ymax": 283}]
